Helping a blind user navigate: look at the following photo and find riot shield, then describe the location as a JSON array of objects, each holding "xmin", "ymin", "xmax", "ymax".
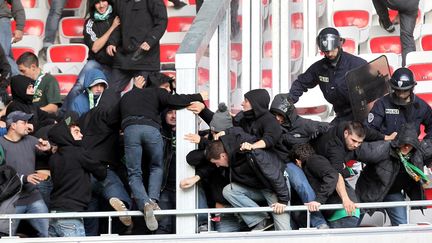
[{"xmin": 345, "ymin": 55, "xmax": 391, "ymax": 121}]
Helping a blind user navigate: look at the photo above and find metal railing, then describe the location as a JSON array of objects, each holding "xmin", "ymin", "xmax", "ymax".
[{"xmin": 1, "ymin": 200, "xmax": 432, "ymax": 237}]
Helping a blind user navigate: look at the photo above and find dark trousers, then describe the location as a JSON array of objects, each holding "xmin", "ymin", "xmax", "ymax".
[
  {"xmin": 372, "ymin": 0, "xmax": 419, "ymax": 66},
  {"xmin": 110, "ymin": 69, "xmax": 150, "ymax": 94}
]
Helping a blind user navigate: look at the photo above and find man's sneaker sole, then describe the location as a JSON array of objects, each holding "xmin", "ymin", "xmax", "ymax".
[
  {"xmin": 109, "ymin": 198, "xmax": 133, "ymax": 227},
  {"xmin": 144, "ymin": 204, "xmax": 158, "ymax": 231}
]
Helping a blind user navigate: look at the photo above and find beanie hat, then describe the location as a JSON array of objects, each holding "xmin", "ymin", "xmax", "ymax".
[{"xmin": 209, "ymin": 103, "xmax": 233, "ymax": 132}]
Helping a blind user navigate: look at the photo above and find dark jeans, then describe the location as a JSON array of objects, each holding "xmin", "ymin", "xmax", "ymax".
[
  {"xmin": 372, "ymin": 0, "xmax": 419, "ymax": 66},
  {"xmin": 156, "ymin": 188, "xmax": 176, "ymax": 234},
  {"xmin": 328, "ymin": 216, "xmax": 359, "ymax": 228},
  {"xmin": 36, "ymin": 178, "xmax": 53, "ymax": 209},
  {"xmin": 110, "ymin": 69, "xmax": 149, "ymax": 94}
]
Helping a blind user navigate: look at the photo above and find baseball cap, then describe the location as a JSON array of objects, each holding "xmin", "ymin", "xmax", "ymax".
[{"xmin": 6, "ymin": 111, "xmax": 33, "ymax": 127}]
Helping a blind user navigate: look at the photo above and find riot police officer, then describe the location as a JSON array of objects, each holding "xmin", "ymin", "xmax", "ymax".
[
  {"xmin": 367, "ymin": 67, "xmax": 432, "ymax": 139},
  {"xmin": 287, "ymin": 27, "xmax": 367, "ymax": 124}
]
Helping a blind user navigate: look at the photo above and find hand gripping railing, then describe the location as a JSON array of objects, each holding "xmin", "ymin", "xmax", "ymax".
[{"xmin": 1, "ymin": 200, "xmax": 432, "ymax": 236}]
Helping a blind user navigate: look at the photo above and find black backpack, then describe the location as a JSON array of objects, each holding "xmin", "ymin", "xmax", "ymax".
[{"xmin": 0, "ymin": 164, "xmax": 22, "ymax": 203}]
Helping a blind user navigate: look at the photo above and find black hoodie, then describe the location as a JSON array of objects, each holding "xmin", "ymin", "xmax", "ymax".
[
  {"xmin": 79, "ymin": 89, "xmax": 123, "ymax": 168},
  {"xmin": 229, "ymin": 89, "xmax": 281, "ymax": 148},
  {"xmin": 6, "ymin": 75, "xmax": 56, "ymax": 133},
  {"xmin": 270, "ymin": 93, "xmax": 330, "ymax": 161},
  {"xmin": 48, "ymin": 114, "xmax": 107, "ymax": 212},
  {"xmin": 219, "ymin": 134, "xmax": 289, "ymax": 204}
]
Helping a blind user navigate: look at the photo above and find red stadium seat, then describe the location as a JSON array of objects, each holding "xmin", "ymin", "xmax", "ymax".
[
  {"xmin": 48, "ymin": 44, "xmax": 87, "ymax": 63},
  {"xmin": 291, "ymin": 12, "xmax": 303, "ymax": 29},
  {"xmin": 369, "ymin": 36, "xmax": 401, "ymax": 54},
  {"xmin": 52, "ymin": 74, "xmax": 77, "ymax": 96},
  {"xmin": 59, "ymin": 17, "xmax": 85, "ymax": 43},
  {"xmin": 198, "ymin": 67, "xmax": 209, "ymax": 86},
  {"xmin": 342, "ymin": 38, "xmax": 357, "ymax": 55},
  {"xmin": 421, "ymin": 34, "xmax": 432, "ymax": 51},
  {"xmin": 160, "ymin": 44, "xmax": 180, "ymax": 63},
  {"xmin": 231, "ymin": 43, "xmax": 242, "ymax": 61},
  {"xmin": 262, "ymin": 69, "xmax": 272, "ymax": 88},
  {"xmin": 408, "ymin": 63, "xmax": 432, "ymax": 82},
  {"xmin": 11, "ymin": 19, "xmax": 44, "ymax": 37},
  {"xmin": 264, "ymin": 41, "xmax": 272, "ymax": 58},
  {"xmin": 167, "ymin": 16, "xmax": 195, "ymax": 32},
  {"xmin": 11, "ymin": 47, "xmax": 35, "ymax": 60},
  {"xmin": 388, "ymin": 9, "xmax": 421, "ymax": 25},
  {"xmin": 417, "ymin": 93, "xmax": 432, "ymax": 107},
  {"xmin": 333, "ymin": 10, "xmax": 370, "ymax": 29},
  {"xmin": 20, "ymin": 0, "xmax": 37, "ymax": 8},
  {"xmin": 291, "ymin": 40, "xmax": 302, "ymax": 60},
  {"xmin": 48, "ymin": 0, "xmax": 81, "ymax": 9}
]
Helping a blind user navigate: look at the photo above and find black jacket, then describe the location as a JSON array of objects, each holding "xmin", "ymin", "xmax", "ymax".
[
  {"xmin": 228, "ymin": 89, "xmax": 282, "ymax": 148},
  {"xmin": 83, "ymin": 15, "xmax": 116, "ymax": 65},
  {"xmin": 160, "ymin": 109, "xmax": 176, "ymax": 191},
  {"xmin": 312, "ymin": 121, "xmax": 384, "ymax": 178},
  {"xmin": 48, "ymin": 115, "xmax": 107, "ymax": 211},
  {"xmin": 120, "ymin": 87, "xmax": 203, "ymax": 130},
  {"xmin": 110, "ymin": 0, "xmax": 167, "ymax": 70},
  {"xmin": 355, "ymin": 123, "xmax": 426, "ymax": 204},
  {"xmin": 270, "ymin": 93, "xmax": 330, "ymax": 161},
  {"xmin": 220, "ymin": 134, "xmax": 289, "ymax": 204},
  {"xmin": 288, "ymin": 51, "xmax": 367, "ymax": 117},
  {"xmin": 79, "ymin": 89, "xmax": 123, "ymax": 168},
  {"xmin": 303, "ymin": 154, "xmax": 358, "ymax": 218}
]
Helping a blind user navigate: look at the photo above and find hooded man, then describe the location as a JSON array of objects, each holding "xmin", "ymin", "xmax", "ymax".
[
  {"xmin": 6, "ymin": 75, "xmax": 56, "ymax": 133},
  {"xmin": 48, "ymin": 113, "xmax": 107, "ymax": 237},
  {"xmin": 71, "ymin": 69, "xmax": 109, "ymax": 117},
  {"xmin": 355, "ymin": 123, "xmax": 431, "ymax": 226},
  {"xmin": 220, "ymin": 89, "xmax": 281, "ymax": 151}
]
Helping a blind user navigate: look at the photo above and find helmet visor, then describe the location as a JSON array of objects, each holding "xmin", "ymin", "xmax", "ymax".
[{"xmin": 317, "ymin": 34, "xmax": 341, "ymax": 52}]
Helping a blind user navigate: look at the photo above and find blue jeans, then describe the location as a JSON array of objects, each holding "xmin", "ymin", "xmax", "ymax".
[
  {"xmin": 44, "ymin": 0, "xmax": 67, "ymax": 46},
  {"xmin": 0, "ymin": 17, "xmax": 19, "ymax": 75},
  {"xmin": 84, "ymin": 169, "xmax": 131, "ymax": 236},
  {"xmin": 156, "ymin": 188, "xmax": 176, "ymax": 234},
  {"xmin": 49, "ymin": 216, "xmax": 85, "ymax": 237},
  {"xmin": 61, "ymin": 60, "xmax": 112, "ymax": 113},
  {"xmin": 222, "ymin": 183, "xmax": 291, "ymax": 231},
  {"xmin": 94, "ymin": 168, "xmax": 132, "ymax": 208},
  {"xmin": 285, "ymin": 163, "xmax": 327, "ymax": 227},
  {"xmin": 36, "ymin": 178, "xmax": 53, "ymax": 209},
  {"xmin": 328, "ymin": 216, "xmax": 359, "ymax": 228},
  {"xmin": 13, "ymin": 199, "xmax": 49, "ymax": 237},
  {"xmin": 214, "ymin": 207, "xmax": 249, "ymax": 232},
  {"xmin": 124, "ymin": 124, "xmax": 164, "ymax": 211},
  {"xmin": 384, "ymin": 192, "xmax": 407, "ymax": 226}
]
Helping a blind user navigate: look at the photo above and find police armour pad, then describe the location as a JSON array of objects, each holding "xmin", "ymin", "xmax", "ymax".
[{"xmin": 346, "ymin": 55, "xmax": 391, "ymax": 121}]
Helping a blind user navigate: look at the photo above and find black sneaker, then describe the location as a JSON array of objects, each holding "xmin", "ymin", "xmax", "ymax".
[
  {"xmin": 251, "ymin": 218, "xmax": 274, "ymax": 231},
  {"xmin": 379, "ymin": 18, "xmax": 395, "ymax": 33},
  {"xmin": 38, "ymin": 47, "xmax": 48, "ymax": 62}
]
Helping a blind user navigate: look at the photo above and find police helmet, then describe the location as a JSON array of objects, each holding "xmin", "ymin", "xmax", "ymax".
[
  {"xmin": 316, "ymin": 27, "xmax": 343, "ymax": 52},
  {"xmin": 389, "ymin": 68, "xmax": 416, "ymax": 91}
]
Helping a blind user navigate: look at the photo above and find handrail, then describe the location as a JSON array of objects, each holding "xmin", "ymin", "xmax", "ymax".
[{"xmin": 2, "ymin": 200, "xmax": 432, "ymax": 236}]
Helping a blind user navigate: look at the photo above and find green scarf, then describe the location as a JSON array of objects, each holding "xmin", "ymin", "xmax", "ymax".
[
  {"xmin": 398, "ymin": 151, "xmax": 430, "ymax": 188},
  {"xmin": 94, "ymin": 5, "xmax": 112, "ymax": 21}
]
